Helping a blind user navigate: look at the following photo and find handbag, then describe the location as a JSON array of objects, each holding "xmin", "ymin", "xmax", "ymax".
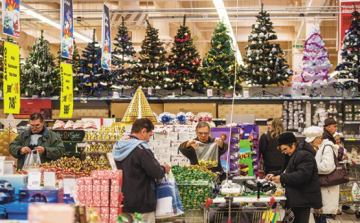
[
  {"xmin": 318, "ymin": 146, "xmax": 349, "ymax": 187},
  {"xmin": 282, "ymin": 208, "xmax": 295, "ymax": 223}
]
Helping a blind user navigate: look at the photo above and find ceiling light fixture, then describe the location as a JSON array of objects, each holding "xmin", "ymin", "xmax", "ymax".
[
  {"xmin": 21, "ymin": 3, "xmax": 92, "ymax": 43},
  {"xmin": 212, "ymin": 0, "xmax": 243, "ymax": 65}
]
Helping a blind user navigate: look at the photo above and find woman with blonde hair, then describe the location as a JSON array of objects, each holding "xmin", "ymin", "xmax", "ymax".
[{"xmin": 259, "ymin": 118, "xmax": 285, "ymax": 175}]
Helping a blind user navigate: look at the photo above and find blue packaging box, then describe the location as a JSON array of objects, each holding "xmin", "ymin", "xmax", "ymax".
[
  {"xmin": 5, "ymin": 202, "xmax": 29, "ymax": 220},
  {"xmin": 0, "ymin": 175, "xmax": 28, "ymax": 194},
  {"xmin": 19, "ymin": 188, "xmax": 63, "ymax": 203}
]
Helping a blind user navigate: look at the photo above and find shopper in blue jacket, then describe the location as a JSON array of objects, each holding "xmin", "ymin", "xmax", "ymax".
[{"xmin": 112, "ymin": 118, "xmax": 171, "ymax": 223}]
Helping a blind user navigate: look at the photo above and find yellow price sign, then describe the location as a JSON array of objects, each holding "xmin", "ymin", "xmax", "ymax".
[
  {"xmin": 3, "ymin": 42, "xmax": 20, "ymax": 114},
  {"xmin": 59, "ymin": 63, "xmax": 73, "ymax": 118}
]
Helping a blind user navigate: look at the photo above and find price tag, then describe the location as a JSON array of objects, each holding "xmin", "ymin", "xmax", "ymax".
[
  {"xmin": 107, "ymin": 153, "xmax": 117, "ymax": 170},
  {"xmin": 0, "ymin": 157, "xmax": 5, "ymax": 176},
  {"xmin": 63, "ymin": 178, "xmax": 77, "ymax": 194},
  {"xmin": 207, "ymin": 89, "xmax": 213, "ymax": 97},
  {"xmin": 44, "ymin": 172, "xmax": 56, "ymax": 188},
  {"xmin": 28, "ymin": 171, "xmax": 41, "ymax": 189}
]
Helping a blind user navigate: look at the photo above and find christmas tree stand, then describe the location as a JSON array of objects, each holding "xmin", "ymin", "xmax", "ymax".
[{"xmin": 252, "ymin": 87, "xmax": 277, "ymax": 97}]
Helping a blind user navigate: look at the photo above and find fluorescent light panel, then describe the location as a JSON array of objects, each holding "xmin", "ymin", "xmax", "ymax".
[
  {"xmin": 21, "ymin": 4, "xmax": 92, "ymax": 43},
  {"xmin": 212, "ymin": 0, "xmax": 243, "ymax": 65}
]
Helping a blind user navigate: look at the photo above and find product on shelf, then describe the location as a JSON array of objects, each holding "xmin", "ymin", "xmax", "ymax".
[
  {"xmin": 84, "ymin": 120, "xmax": 98, "ymax": 129},
  {"xmin": 53, "ymin": 120, "xmax": 65, "ymax": 130},
  {"xmin": 283, "ymin": 101, "xmax": 304, "ymax": 131},
  {"xmin": 64, "ymin": 121, "xmax": 74, "ymax": 129},
  {"xmin": 0, "ymin": 129, "xmax": 17, "ymax": 157},
  {"xmin": 76, "ymin": 170, "xmax": 123, "ymax": 223},
  {"xmin": 84, "ymin": 142, "xmax": 115, "ymax": 153},
  {"xmin": 74, "ymin": 120, "xmax": 85, "ymax": 129},
  {"xmin": 83, "ymin": 126, "xmax": 122, "ymax": 141},
  {"xmin": 15, "ymin": 157, "xmax": 111, "ymax": 180}
]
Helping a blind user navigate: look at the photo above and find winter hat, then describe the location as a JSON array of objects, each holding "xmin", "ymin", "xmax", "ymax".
[
  {"xmin": 304, "ymin": 126, "xmax": 323, "ymax": 143},
  {"xmin": 324, "ymin": 117, "xmax": 337, "ymax": 127},
  {"xmin": 278, "ymin": 132, "xmax": 297, "ymax": 146},
  {"xmin": 333, "ymin": 132, "xmax": 341, "ymax": 138}
]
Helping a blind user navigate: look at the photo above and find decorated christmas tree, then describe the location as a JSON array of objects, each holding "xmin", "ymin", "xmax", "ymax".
[
  {"xmin": 292, "ymin": 27, "xmax": 335, "ymax": 91},
  {"xmin": 57, "ymin": 37, "xmax": 81, "ymax": 94},
  {"xmin": 21, "ymin": 30, "xmax": 60, "ymax": 96},
  {"xmin": 335, "ymin": 8, "xmax": 360, "ymax": 90},
  {"xmin": 197, "ymin": 21, "xmax": 241, "ymax": 93},
  {"xmin": 78, "ymin": 30, "xmax": 110, "ymax": 96},
  {"xmin": 241, "ymin": 4, "xmax": 292, "ymax": 90},
  {"xmin": 135, "ymin": 20, "xmax": 167, "ymax": 89},
  {"xmin": 0, "ymin": 36, "xmax": 17, "ymax": 90},
  {"xmin": 166, "ymin": 15, "xmax": 201, "ymax": 91},
  {"xmin": 111, "ymin": 17, "xmax": 138, "ymax": 89}
]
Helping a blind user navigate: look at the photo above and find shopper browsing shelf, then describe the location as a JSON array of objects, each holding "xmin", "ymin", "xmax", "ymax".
[
  {"xmin": 178, "ymin": 121, "xmax": 228, "ymax": 173},
  {"xmin": 323, "ymin": 117, "xmax": 337, "ymax": 144},
  {"xmin": 259, "ymin": 118, "xmax": 285, "ymax": 175},
  {"xmin": 265, "ymin": 132, "xmax": 322, "ymax": 223},
  {"xmin": 112, "ymin": 118, "xmax": 171, "ymax": 223},
  {"xmin": 334, "ymin": 132, "xmax": 348, "ymax": 161},
  {"xmin": 9, "ymin": 113, "xmax": 65, "ymax": 170},
  {"xmin": 310, "ymin": 127, "xmax": 341, "ymax": 221}
]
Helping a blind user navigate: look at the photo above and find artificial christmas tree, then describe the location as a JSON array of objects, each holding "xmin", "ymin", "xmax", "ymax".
[
  {"xmin": 135, "ymin": 20, "xmax": 167, "ymax": 89},
  {"xmin": 292, "ymin": 27, "xmax": 335, "ymax": 92},
  {"xmin": 197, "ymin": 20, "xmax": 241, "ymax": 94},
  {"xmin": 241, "ymin": 4, "xmax": 292, "ymax": 94},
  {"xmin": 166, "ymin": 15, "xmax": 201, "ymax": 92},
  {"xmin": 0, "ymin": 36, "xmax": 17, "ymax": 90},
  {"xmin": 335, "ymin": 8, "xmax": 360, "ymax": 90},
  {"xmin": 78, "ymin": 30, "xmax": 110, "ymax": 96},
  {"xmin": 57, "ymin": 37, "xmax": 81, "ymax": 94},
  {"xmin": 111, "ymin": 17, "xmax": 138, "ymax": 89},
  {"xmin": 21, "ymin": 30, "xmax": 60, "ymax": 97}
]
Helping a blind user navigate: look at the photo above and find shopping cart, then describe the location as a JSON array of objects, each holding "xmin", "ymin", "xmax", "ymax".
[{"xmin": 339, "ymin": 161, "xmax": 360, "ymax": 219}]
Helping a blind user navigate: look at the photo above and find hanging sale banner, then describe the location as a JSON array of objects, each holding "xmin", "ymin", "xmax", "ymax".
[
  {"xmin": 101, "ymin": 3, "xmax": 111, "ymax": 70},
  {"xmin": 340, "ymin": 0, "xmax": 360, "ymax": 47},
  {"xmin": 3, "ymin": 42, "xmax": 20, "ymax": 114},
  {"xmin": 2, "ymin": 0, "xmax": 20, "ymax": 38},
  {"xmin": 60, "ymin": 0, "xmax": 74, "ymax": 59},
  {"xmin": 60, "ymin": 63, "xmax": 74, "ymax": 118}
]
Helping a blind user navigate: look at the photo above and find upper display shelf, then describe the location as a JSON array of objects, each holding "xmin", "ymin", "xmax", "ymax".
[{"xmin": 3, "ymin": 96, "xmax": 359, "ymax": 101}]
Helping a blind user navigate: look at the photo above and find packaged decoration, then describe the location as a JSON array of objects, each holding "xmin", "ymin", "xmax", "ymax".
[
  {"xmin": 196, "ymin": 112, "xmax": 215, "ymax": 127},
  {"xmin": 185, "ymin": 112, "xmax": 195, "ymax": 125},
  {"xmin": 176, "ymin": 112, "xmax": 187, "ymax": 125},
  {"xmin": 159, "ymin": 112, "xmax": 176, "ymax": 125},
  {"xmin": 53, "ymin": 120, "xmax": 65, "ymax": 130}
]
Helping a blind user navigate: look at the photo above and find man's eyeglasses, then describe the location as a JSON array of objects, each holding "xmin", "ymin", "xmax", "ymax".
[
  {"xmin": 30, "ymin": 124, "xmax": 42, "ymax": 128},
  {"xmin": 197, "ymin": 132, "xmax": 209, "ymax": 136}
]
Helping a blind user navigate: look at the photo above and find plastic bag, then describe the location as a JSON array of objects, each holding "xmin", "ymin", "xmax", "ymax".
[
  {"xmin": 155, "ymin": 171, "xmax": 184, "ymax": 219},
  {"xmin": 195, "ymin": 141, "xmax": 219, "ymax": 168},
  {"xmin": 22, "ymin": 150, "xmax": 42, "ymax": 170}
]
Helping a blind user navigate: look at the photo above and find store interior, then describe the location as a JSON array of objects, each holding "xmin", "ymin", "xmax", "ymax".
[{"xmin": 0, "ymin": 0, "xmax": 359, "ymax": 222}]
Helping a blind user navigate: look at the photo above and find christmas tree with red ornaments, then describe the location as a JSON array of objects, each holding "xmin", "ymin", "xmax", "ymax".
[{"xmin": 165, "ymin": 15, "xmax": 201, "ymax": 92}]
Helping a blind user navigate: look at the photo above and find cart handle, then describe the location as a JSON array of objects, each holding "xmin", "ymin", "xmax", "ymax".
[{"xmin": 205, "ymin": 198, "xmax": 213, "ymax": 208}]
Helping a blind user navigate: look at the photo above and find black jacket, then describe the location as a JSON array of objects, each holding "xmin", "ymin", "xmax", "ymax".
[
  {"xmin": 273, "ymin": 141, "xmax": 322, "ymax": 209},
  {"xmin": 115, "ymin": 143, "xmax": 165, "ymax": 213},
  {"xmin": 178, "ymin": 137, "xmax": 228, "ymax": 173},
  {"xmin": 259, "ymin": 132, "xmax": 285, "ymax": 167}
]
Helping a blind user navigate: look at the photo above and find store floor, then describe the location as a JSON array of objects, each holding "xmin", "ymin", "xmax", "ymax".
[{"xmin": 311, "ymin": 214, "xmax": 359, "ymax": 223}]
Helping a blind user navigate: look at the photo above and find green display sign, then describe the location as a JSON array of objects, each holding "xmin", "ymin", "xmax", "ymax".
[{"xmin": 53, "ymin": 130, "xmax": 85, "ymax": 157}]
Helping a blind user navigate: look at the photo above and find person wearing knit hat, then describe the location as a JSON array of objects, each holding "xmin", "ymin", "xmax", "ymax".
[
  {"xmin": 265, "ymin": 132, "xmax": 323, "ymax": 223},
  {"xmin": 303, "ymin": 126, "xmax": 323, "ymax": 152},
  {"xmin": 323, "ymin": 117, "xmax": 337, "ymax": 144}
]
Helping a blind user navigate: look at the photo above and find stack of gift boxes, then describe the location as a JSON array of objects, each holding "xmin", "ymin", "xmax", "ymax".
[
  {"xmin": 76, "ymin": 170, "xmax": 123, "ymax": 223},
  {"xmin": 123, "ymin": 125, "xmax": 197, "ymax": 166}
]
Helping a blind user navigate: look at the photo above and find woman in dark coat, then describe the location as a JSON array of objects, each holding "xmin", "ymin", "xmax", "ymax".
[{"xmin": 265, "ymin": 132, "xmax": 323, "ymax": 223}]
